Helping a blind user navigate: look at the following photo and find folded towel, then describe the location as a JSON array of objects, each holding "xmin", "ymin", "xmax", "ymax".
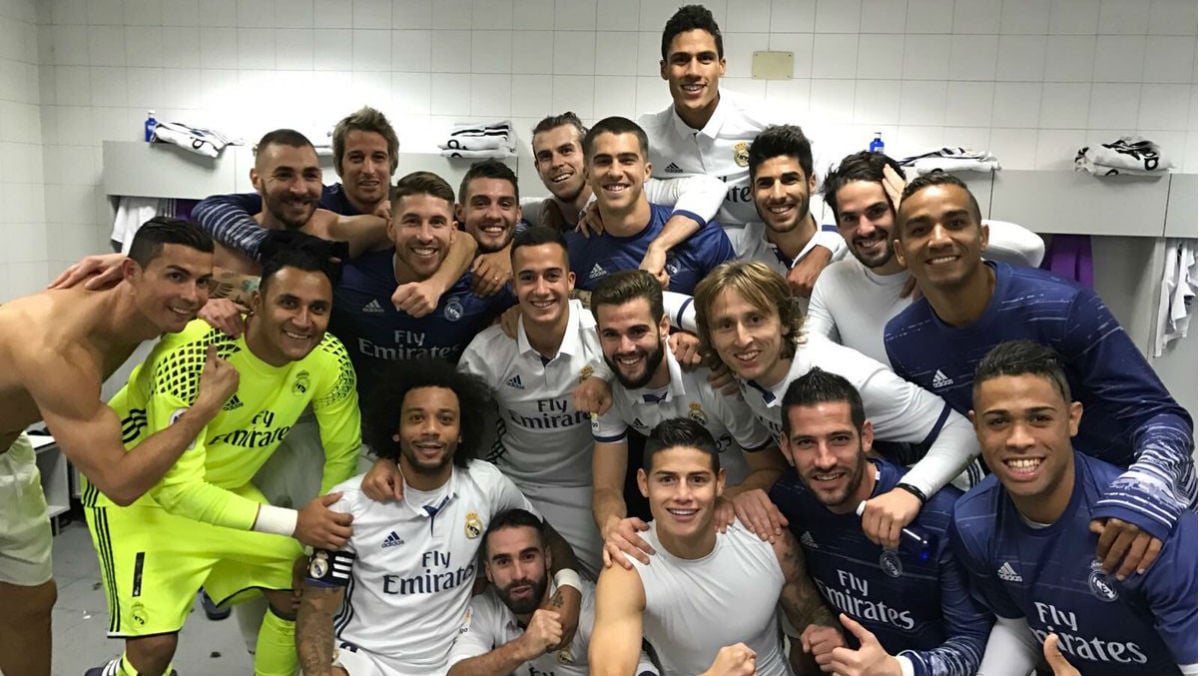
[
  {"xmin": 440, "ymin": 147, "xmax": 514, "ymax": 159},
  {"xmin": 438, "ymin": 120, "xmax": 516, "ymax": 153},
  {"xmin": 1075, "ymin": 136, "xmax": 1173, "ymax": 176},
  {"xmin": 151, "ymin": 121, "xmax": 241, "ymax": 158},
  {"xmin": 900, "ymin": 147, "xmax": 1000, "ymax": 176},
  {"xmin": 111, "ymin": 197, "xmax": 173, "ymax": 253}
]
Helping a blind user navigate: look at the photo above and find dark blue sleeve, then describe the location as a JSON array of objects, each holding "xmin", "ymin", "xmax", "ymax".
[
  {"xmin": 902, "ymin": 525, "xmax": 991, "ymax": 676},
  {"xmin": 1062, "ymin": 288, "xmax": 1196, "ymax": 541},
  {"xmin": 191, "ymin": 192, "xmax": 266, "ymax": 260},
  {"xmin": 705, "ymin": 219, "xmax": 736, "ymax": 269},
  {"xmin": 1141, "ymin": 514, "xmax": 1199, "ymax": 668}
]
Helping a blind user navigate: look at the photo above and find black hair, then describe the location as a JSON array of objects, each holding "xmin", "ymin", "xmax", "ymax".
[
  {"xmin": 258, "ymin": 244, "xmax": 338, "ymax": 294},
  {"xmin": 898, "ymin": 171, "xmax": 983, "ymax": 228},
  {"xmin": 253, "ymin": 128, "xmax": 315, "ymax": 156},
  {"xmin": 482, "ymin": 508, "xmax": 546, "ymax": 558},
  {"xmin": 127, "ymin": 216, "xmax": 214, "ymax": 267},
  {"xmin": 459, "ymin": 159, "xmax": 520, "ymax": 204},
  {"xmin": 973, "ymin": 340, "xmax": 1072, "ymax": 405},
  {"xmin": 590, "ymin": 269, "xmax": 665, "ymax": 324},
  {"xmin": 583, "ymin": 116, "xmax": 649, "ymax": 160},
  {"xmin": 821, "ymin": 150, "xmax": 906, "ymax": 219},
  {"xmin": 363, "ymin": 359, "xmax": 494, "ymax": 467},
  {"xmin": 510, "ymin": 225, "xmax": 569, "ymax": 266},
  {"xmin": 780, "ymin": 368, "xmax": 866, "ymax": 438},
  {"xmin": 661, "ymin": 4, "xmax": 723, "ymax": 59},
  {"xmin": 643, "ymin": 418, "xmax": 721, "ymax": 474},
  {"xmin": 748, "ymin": 125, "xmax": 814, "ymax": 180}
]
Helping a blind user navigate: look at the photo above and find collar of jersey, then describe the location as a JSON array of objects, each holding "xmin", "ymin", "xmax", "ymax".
[
  {"xmin": 670, "ymin": 91, "xmax": 729, "ymax": 141},
  {"xmin": 516, "ymin": 298, "xmax": 583, "ymax": 361},
  {"xmin": 631, "ymin": 347, "xmax": 686, "ymax": 403},
  {"xmin": 401, "ymin": 468, "xmax": 459, "ymax": 517}
]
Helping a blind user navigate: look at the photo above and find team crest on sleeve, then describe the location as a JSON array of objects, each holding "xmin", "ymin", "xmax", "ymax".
[
  {"xmin": 309, "ymin": 550, "xmax": 330, "ymax": 578},
  {"xmin": 444, "ymin": 298, "xmax": 465, "ymax": 321},
  {"xmin": 292, "ymin": 370, "xmax": 310, "ymax": 395},
  {"xmin": 733, "ymin": 142, "xmax": 750, "ymax": 167},
  {"xmin": 1087, "ymin": 561, "xmax": 1119, "ymax": 602},
  {"xmin": 465, "ymin": 511, "xmax": 483, "ymax": 539},
  {"xmin": 879, "ymin": 549, "xmax": 903, "ymax": 578},
  {"xmin": 687, "ymin": 402, "xmax": 708, "ymax": 426},
  {"xmin": 169, "ymin": 408, "xmax": 197, "ymax": 449}
]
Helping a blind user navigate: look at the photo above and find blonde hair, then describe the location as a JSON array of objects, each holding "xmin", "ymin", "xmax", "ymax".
[{"xmin": 693, "ymin": 261, "xmax": 805, "ymax": 370}]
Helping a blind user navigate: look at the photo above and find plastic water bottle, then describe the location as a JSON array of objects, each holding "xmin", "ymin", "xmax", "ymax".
[
  {"xmin": 869, "ymin": 131, "xmax": 884, "ymax": 154},
  {"xmin": 144, "ymin": 110, "xmax": 157, "ymax": 142}
]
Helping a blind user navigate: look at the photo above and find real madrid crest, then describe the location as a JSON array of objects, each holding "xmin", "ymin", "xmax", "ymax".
[
  {"xmin": 1087, "ymin": 560, "xmax": 1119, "ymax": 602},
  {"xmin": 465, "ymin": 511, "xmax": 483, "ymax": 539},
  {"xmin": 309, "ymin": 550, "xmax": 330, "ymax": 579},
  {"xmin": 733, "ymin": 141, "xmax": 750, "ymax": 167},
  {"xmin": 688, "ymin": 402, "xmax": 708, "ymax": 426},
  {"xmin": 444, "ymin": 298, "xmax": 465, "ymax": 322},
  {"xmin": 879, "ymin": 549, "xmax": 903, "ymax": 578},
  {"xmin": 293, "ymin": 370, "xmax": 311, "ymax": 395}
]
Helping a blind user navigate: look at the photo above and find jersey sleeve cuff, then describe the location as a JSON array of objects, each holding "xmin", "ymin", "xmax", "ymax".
[
  {"xmin": 667, "ymin": 209, "xmax": 706, "ymax": 229},
  {"xmin": 592, "ymin": 432, "xmax": 628, "ymax": 443},
  {"xmin": 1091, "ymin": 500, "xmax": 1174, "ymax": 542}
]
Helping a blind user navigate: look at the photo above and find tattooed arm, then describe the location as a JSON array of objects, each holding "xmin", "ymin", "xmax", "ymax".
[
  {"xmin": 542, "ymin": 521, "xmax": 583, "ymax": 649},
  {"xmin": 297, "ymin": 582, "xmax": 345, "ymax": 676},
  {"xmin": 774, "ymin": 529, "xmax": 838, "ymax": 631}
]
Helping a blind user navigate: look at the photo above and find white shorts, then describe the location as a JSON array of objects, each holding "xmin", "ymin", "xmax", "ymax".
[
  {"xmin": 333, "ymin": 642, "xmax": 445, "ymax": 676},
  {"xmin": 0, "ymin": 433, "xmax": 53, "ymax": 586},
  {"xmin": 513, "ymin": 480, "xmax": 602, "ymax": 579}
]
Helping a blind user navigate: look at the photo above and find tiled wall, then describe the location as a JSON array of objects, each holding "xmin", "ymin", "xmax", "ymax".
[
  {"xmin": 3, "ymin": 0, "xmax": 1198, "ymax": 301},
  {"xmin": 0, "ymin": 0, "xmax": 44, "ymax": 299}
]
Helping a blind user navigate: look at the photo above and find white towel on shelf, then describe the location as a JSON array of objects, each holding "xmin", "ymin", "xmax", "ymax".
[
  {"xmin": 1154, "ymin": 239, "xmax": 1198, "ymax": 356},
  {"xmin": 438, "ymin": 120, "xmax": 516, "ymax": 157},
  {"xmin": 1075, "ymin": 136, "xmax": 1173, "ymax": 176},
  {"xmin": 111, "ymin": 197, "xmax": 173, "ymax": 253},
  {"xmin": 899, "ymin": 147, "xmax": 1000, "ymax": 176},
  {"xmin": 151, "ymin": 121, "xmax": 242, "ymax": 158}
]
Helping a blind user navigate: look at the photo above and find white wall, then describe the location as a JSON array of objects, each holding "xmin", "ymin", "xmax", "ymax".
[
  {"xmin": 0, "ymin": 0, "xmax": 44, "ymax": 299},
  {"xmin": 1, "ymin": 0, "xmax": 1197, "ymax": 302}
]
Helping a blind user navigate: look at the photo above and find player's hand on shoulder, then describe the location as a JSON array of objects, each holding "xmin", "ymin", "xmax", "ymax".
[
  {"xmin": 1043, "ymin": 633, "xmax": 1082, "ymax": 676},
  {"xmin": 707, "ymin": 362, "xmax": 740, "ymax": 396},
  {"xmin": 859, "ymin": 488, "xmax": 921, "ymax": 550},
  {"xmin": 517, "ymin": 609, "xmax": 563, "ymax": 659},
  {"xmin": 199, "ymin": 298, "xmax": 248, "ymax": 337},
  {"xmin": 786, "ymin": 245, "xmax": 831, "ymax": 299},
  {"xmin": 193, "ymin": 344, "xmax": 239, "ymax": 417},
  {"xmin": 573, "ymin": 376, "xmax": 612, "ymax": 415},
  {"xmin": 829, "ymin": 614, "xmax": 902, "ymax": 676},
  {"xmin": 667, "ymin": 331, "xmax": 703, "ymax": 369},
  {"xmin": 471, "ymin": 250, "xmax": 512, "ymax": 297},
  {"xmin": 706, "ymin": 643, "xmax": 757, "ymax": 676},
  {"xmin": 799, "ymin": 623, "xmax": 844, "ymax": 669},
  {"xmin": 361, "ymin": 457, "xmax": 404, "ymax": 501},
  {"xmin": 602, "ymin": 516, "xmax": 654, "ymax": 569},
  {"xmin": 48, "ymin": 253, "xmax": 127, "ymax": 290},
  {"xmin": 1090, "ymin": 517, "xmax": 1163, "ymax": 580},
  {"xmin": 497, "ymin": 304, "xmax": 521, "ymax": 339},
  {"xmin": 729, "ymin": 489, "xmax": 787, "ymax": 542},
  {"xmin": 576, "ymin": 202, "xmax": 604, "ymax": 238},
  {"xmin": 295, "ymin": 492, "xmax": 353, "ymax": 550}
]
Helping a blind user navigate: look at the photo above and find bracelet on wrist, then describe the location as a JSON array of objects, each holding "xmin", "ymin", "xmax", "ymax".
[{"xmin": 895, "ymin": 482, "xmax": 928, "ymax": 506}]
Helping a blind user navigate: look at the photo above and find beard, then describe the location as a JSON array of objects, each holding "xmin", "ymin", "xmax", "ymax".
[
  {"xmin": 754, "ymin": 194, "xmax": 811, "ymax": 235},
  {"xmin": 606, "ymin": 338, "xmax": 666, "ymax": 390},
  {"xmin": 497, "ymin": 573, "xmax": 548, "ymax": 616},
  {"xmin": 266, "ymin": 195, "xmax": 316, "ymax": 231}
]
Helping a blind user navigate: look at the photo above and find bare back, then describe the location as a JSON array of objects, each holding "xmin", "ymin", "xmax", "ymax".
[{"xmin": 0, "ymin": 287, "xmax": 139, "ymax": 450}]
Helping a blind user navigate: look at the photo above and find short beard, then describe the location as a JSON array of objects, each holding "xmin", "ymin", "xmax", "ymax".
[
  {"xmin": 754, "ymin": 195, "xmax": 810, "ymax": 235},
  {"xmin": 605, "ymin": 338, "xmax": 665, "ymax": 390},
  {"xmin": 499, "ymin": 574, "xmax": 548, "ymax": 616}
]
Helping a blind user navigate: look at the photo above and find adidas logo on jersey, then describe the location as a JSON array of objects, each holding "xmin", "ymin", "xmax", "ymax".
[
  {"xmin": 931, "ymin": 370, "xmax": 954, "ymax": 389},
  {"xmin": 505, "ymin": 374, "xmax": 525, "ymax": 389},
  {"xmin": 589, "ymin": 263, "xmax": 607, "ymax": 280},
  {"xmin": 996, "ymin": 561, "xmax": 1022, "ymax": 582},
  {"xmin": 363, "ymin": 299, "xmax": 386, "ymax": 315},
  {"xmin": 799, "ymin": 531, "xmax": 818, "ymax": 549},
  {"xmin": 664, "ymin": 162, "xmax": 684, "ymax": 174},
  {"xmin": 382, "ymin": 531, "xmax": 405, "ymax": 548},
  {"xmin": 222, "ymin": 395, "xmax": 244, "ymax": 411}
]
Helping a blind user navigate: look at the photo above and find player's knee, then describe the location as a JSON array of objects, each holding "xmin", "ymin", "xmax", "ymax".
[
  {"xmin": 266, "ymin": 596, "xmax": 298, "ymax": 622},
  {"xmin": 0, "ymin": 579, "xmax": 57, "ymax": 623},
  {"xmin": 127, "ymin": 633, "xmax": 178, "ymax": 674}
]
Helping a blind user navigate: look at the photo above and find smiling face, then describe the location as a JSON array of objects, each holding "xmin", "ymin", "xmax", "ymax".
[
  {"xmin": 895, "ymin": 183, "xmax": 990, "ymax": 289},
  {"xmin": 483, "ymin": 525, "xmax": 550, "ymax": 616},
  {"xmin": 245, "ymin": 266, "xmax": 332, "ymax": 366},
  {"xmin": 781, "ymin": 401, "xmax": 873, "ymax": 514},
  {"xmin": 533, "ymin": 124, "xmax": 588, "ymax": 204},
  {"xmin": 252, "ymin": 143, "xmax": 323, "ymax": 230},
  {"xmin": 396, "ymin": 386, "xmax": 461, "ymax": 481},
  {"xmin": 660, "ymin": 29, "xmax": 726, "ymax": 128},
  {"xmin": 834, "ymin": 180, "xmax": 902, "ymax": 273},
  {"xmin": 389, "ymin": 193, "xmax": 455, "ymax": 281},
  {"xmin": 127, "ymin": 243, "xmax": 215, "ymax": 333},
  {"xmin": 339, "ymin": 129, "xmax": 392, "ymax": 208},
  {"xmin": 638, "ymin": 445, "xmax": 725, "ymax": 542},
  {"xmin": 973, "ymin": 373, "xmax": 1081, "ymax": 520},
  {"xmin": 458, "ymin": 177, "xmax": 520, "ymax": 254},
  {"xmin": 586, "ymin": 131, "xmax": 651, "ymax": 213},
  {"xmin": 705, "ymin": 287, "xmax": 791, "ymax": 387},
  {"xmin": 752, "ymin": 155, "xmax": 815, "ymax": 235},
  {"xmin": 596, "ymin": 297, "xmax": 669, "ymax": 390},
  {"xmin": 512, "ymin": 242, "xmax": 574, "ymax": 329}
]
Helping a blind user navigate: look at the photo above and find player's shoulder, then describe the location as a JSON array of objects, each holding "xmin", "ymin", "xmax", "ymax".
[
  {"xmin": 462, "ymin": 323, "xmax": 517, "ymax": 361},
  {"xmin": 306, "ymin": 331, "xmax": 353, "ymax": 365},
  {"xmin": 951, "ymin": 475, "xmax": 1005, "ymax": 546},
  {"xmin": 327, "ymin": 474, "xmax": 371, "ymax": 512},
  {"xmin": 721, "ymin": 92, "xmax": 774, "ymax": 128},
  {"xmin": 637, "ymin": 107, "xmax": 674, "ymax": 135},
  {"xmin": 461, "ymin": 458, "xmax": 512, "ymax": 491}
]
